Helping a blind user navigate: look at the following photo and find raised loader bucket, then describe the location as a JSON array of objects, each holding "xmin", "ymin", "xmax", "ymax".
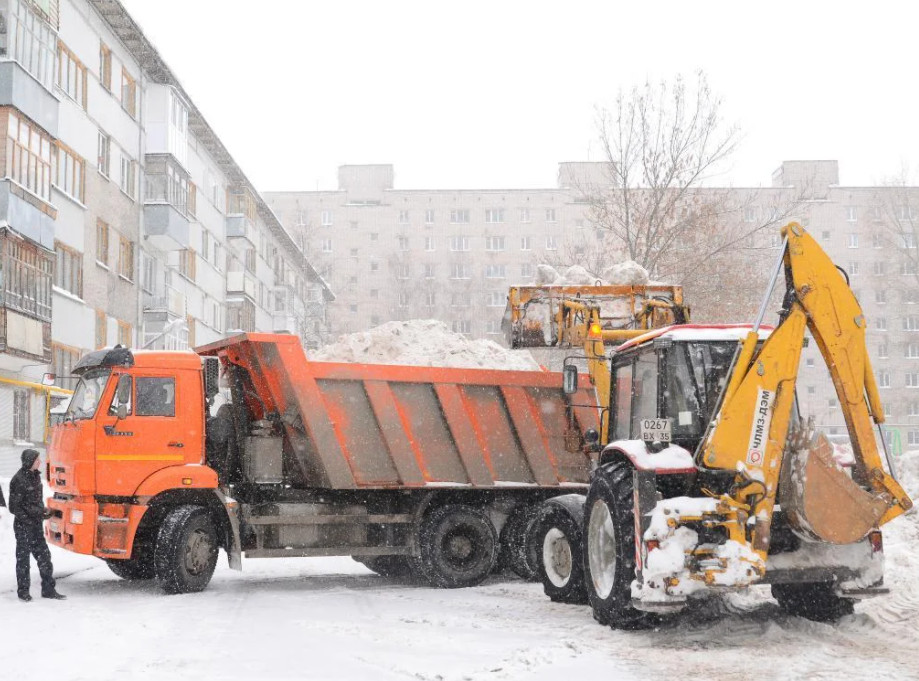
[{"xmin": 779, "ymin": 432, "xmax": 888, "ymax": 544}]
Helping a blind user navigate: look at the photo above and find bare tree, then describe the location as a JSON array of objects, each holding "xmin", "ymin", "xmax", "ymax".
[{"xmin": 873, "ymin": 168, "xmax": 919, "ymax": 283}]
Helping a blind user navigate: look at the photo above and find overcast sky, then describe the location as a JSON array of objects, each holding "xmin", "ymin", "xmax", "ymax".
[{"xmin": 119, "ymin": 0, "xmax": 917, "ymax": 192}]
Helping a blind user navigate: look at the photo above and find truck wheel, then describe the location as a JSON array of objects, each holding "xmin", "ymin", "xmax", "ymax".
[
  {"xmin": 583, "ymin": 461, "xmax": 658, "ymax": 629},
  {"xmin": 153, "ymin": 506, "xmax": 219, "ymax": 594},
  {"xmin": 533, "ymin": 503, "xmax": 587, "ymax": 604},
  {"xmin": 418, "ymin": 504, "xmax": 497, "ymax": 588},
  {"xmin": 354, "ymin": 555, "xmax": 415, "ymax": 579},
  {"xmin": 498, "ymin": 504, "xmax": 539, "ymax": 580},
  {"xmin": 106, "ymin": 553, "xmax": 154, "ymax": 581},
  {"xmin": 772, "ymin": 583, "xmax": 855, "ymax": 621}
]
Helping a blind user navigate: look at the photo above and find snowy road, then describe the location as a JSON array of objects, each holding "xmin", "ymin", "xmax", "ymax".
[{"xmin": 1, "ymin": 453, "xmax": 917, "ymax": 681}]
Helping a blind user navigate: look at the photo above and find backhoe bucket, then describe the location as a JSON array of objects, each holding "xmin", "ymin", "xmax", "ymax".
[{"xmin": 779, "ymin": 433, "xmax": 888, "ymax": 544}]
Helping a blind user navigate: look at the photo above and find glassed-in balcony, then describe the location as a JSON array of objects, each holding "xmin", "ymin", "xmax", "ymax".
[{"xmin": 143, "ymin": 155, "xmax": 190, "ymax": 251}]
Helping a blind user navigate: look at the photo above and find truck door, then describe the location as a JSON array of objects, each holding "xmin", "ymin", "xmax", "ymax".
[{"xmin": 95, "ymin": 370, "xmax": 200, "ymax": 497}]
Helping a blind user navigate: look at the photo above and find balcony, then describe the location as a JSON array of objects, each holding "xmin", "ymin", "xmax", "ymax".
[
  {"xmin": 272, "ymin": 313, "xmax": 298, "ymax": 335},
  {"xmin": 226, "ymin": 215, "xmax": 257, "ymax": 248},
  {"xmin": 144, "ymin": 203, "xmax": 190, "ymax": 251},
  {"xmin": 0, "ymin": 61, "xmax": 59, "ymax": 138},
  {"xmin": 226, "ymin": 271, "xmax": 257, "ymax": 301},
  {"xmin": 0, "ymin": 180, "xmax": 55, "ymax": 250},
  {"xmin": 143, "ymin": 286, "xmax": 186, "ymax": 318}
]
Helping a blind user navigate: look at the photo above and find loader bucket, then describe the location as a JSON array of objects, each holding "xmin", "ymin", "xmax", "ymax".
[{"xmin": 779, "ymin": 432, "xmax": 888, "ymax": 544}]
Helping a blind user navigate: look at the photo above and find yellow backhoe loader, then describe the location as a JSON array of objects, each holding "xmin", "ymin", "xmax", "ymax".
[{"xmin": 523, "ymin": 222, "xmax": 913, "ymax": 626}]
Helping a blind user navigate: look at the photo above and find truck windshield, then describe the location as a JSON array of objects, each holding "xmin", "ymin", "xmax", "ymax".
[
  {"xmin": 66, "ymin": 369, "xmax": 111, "ymax": 420},
  {"xmin": 663, "ymin": 341, "xmax": 737, "ymax": 441}
]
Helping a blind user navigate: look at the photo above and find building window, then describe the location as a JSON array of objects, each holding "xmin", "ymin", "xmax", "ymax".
[
  {"xmin": 485, "ymin": 264, "xmax": 506, "ymax": 279},
  {"xmin": 847, "ymin": 234, "xmax": 859, "ymax": 249},
  {"xmin": 878, "ymin": 344, "xmax": 888, "ymax": 359},
  {"xmin": 95, "ymin": 310, "xmax": 106, "ymax": 348},
  {"xmin": 121, "ymin": 68, "xmax": 137, "ymax": 118},
  {"xmin": 521, "ymin": 236, "xmax": 532, "ymax": 251},
  {"xmin": 907, "ymin": 372, "xmax": 919, "ymax": 388},
  {"xmin": 370, "ymin": 289, "xmax": 379, "ymax": 299},
  {"xmin": 13, "ymin": 389, "xmax": 30, "ymax": 441},
  {"xmin": 118, "ymin": 237, "xmax": 134, "ymax": 281},
  {"xmin": 485, "ymin": 236, "xmax": 505, "ymax": 251},
  {"xmin": 874, "ymin": 261, "xmax": 886, "ymax": 276},
  {"xmin": 902, "ymin": 234, "xmax": 916, "ymax": 249},
  {"xmin": 2, "ymin": 236, "xmax": 53, "ymax": 320},
  {"xmin": 846, "ymin": 206, "xmax": 857, "ymax": 222},
  {"xmin": 486, "ymin": 320, "xmax": 501, "ymax": 335},
  {"xmin": 117, "ymin": 320, "xmax": 131, "ymax": 347},
  {"xmin": 902, "ymin": 261, "xmax": 919, "ymax": 276},
  {"xmin": 425, "ymin": 291, "xmax": 435, "ymax": 306},
  {"xmin": 909, "ymin": 402, "xmax": 919, "ymax": 417},
  {"xmin": 178, "ymin": 248, "xmax": 196, "ymax": 281},
  {"xmin": 398, "ymin": 236, "xmax": 409, "ymax": 251},
  {"xmin": 805, "ymin": 357, "xmax": 815, "ymax": 367},
  {"xmin": 321, "ymin": 211, "xmax": 333, "ymax": 226},
  {"xmin": 873, "ymin": 233, "xmax": 883, "ymax": 248},
  {"xmin": 424, "ymin": 209, "xmax": 435, "ymax": 225},
  {"xmin": 450, "ymin": 209, "xmax": 470, "ymax": 224},
  {"xmin": 485, "ymin": 209, "xmax": 505, "ymax": 223},
  {"xmin": 6, "ymin": 1, "xmax": 55, "ymax": 88},
  {"xmin": 743, "ymin": 206, "xmax": 757, "ymax": 222},
  {"xmin": 99, "ymin": 41, "xmax": 112, "ymax": 90},
  {"xmin": 875, "ymin": 317, "xmax": 887, "ymax": 331},
  {"xmin": 908, "ymin": 343, "xmax": 919, "ymax": 359},
  {"xmin": 806, "ymin": 385, "xmax": 816, "ymax": 395},
  {"xmin": 145, "ymin": 155, "xmax": 189, "ymax": 214},
  {"xmin": 398, "ymin": 291, "xmax": 409, "ymax": 308},
  {"xmin": 349, "ymin": 248, "xmax": 358, "ymax": 258},
  {"xmin": 5, "ymin": 111, "xmax": 52, "ymax": 201},
  {"xmin": 54, "ymin": 242, "xmax": 82, "ymax": 298},
  {"xmin": 399, "ymin": 210, "xmax": 410, "ymax": 224},
  {"xmin": 519, "ymin": 208, "xmax": 531, "ymax": 223},
  {"xmin": 521, "ymin": 263, "xmax": 533, "ymax": 278},
  {"xmin": 906, "ymin": 289, "xmax": 919, "ymax": 304},
  {"xmin": 53, "ymin": 142, "xmax": 85, "ymax": 203},
  {"xmin": 449, "ymin": 236, "xmax": 470, "ymax": 251},
  {"xmin": 829, "ymin": 398, "xmax": 838, "ymax": 409},
  {"xmin": 486, "ymin": 291, "xmax": 505, "ymax": 307},
  {"xmin": 450, "ymin": 263, "xmax": 470, "ymax": 279},
  {"xmin": 424, "ymin": 236, "xmax": 435, "ymax": 251},
  {"xmin": 452, "ymin": 320, "xmax": 472, "ymax": 335},
  {"xmin": 876, "ymin": 290, "xmax": 887, "ymax": 304},
  {"xmin": 879, "ymin": 371, "xmax": 890, "ymax": 388},
  {"xmin": 848, "ymin": 262, "xmax": 859, "ymax": 276},
  {"xmin": 96, "ymin": 219, "xmax": 109, "ymax": 266},
  {"xmin": 904, "ymin": 316, "xmax": 919, "ymax": 331},
  {"xmin": 97, "ymin": 130, "xmax": 110, "ymax": 177},
  {"xmin": 141, "ymin": 252, "xmax": 155, "ymax": 293},
  {"xmin": 187, "ymin": 183, "xmax": 197, "ymax": 218},
  {"xmin": 51, "ymin": 344, "xmax": 79, "ymax": 388},
  {"xmin": 909, "ymin": 431, "xmax": 919, "ymax": 446},
  {"xmin": 56, "ymin": 40, "xmax": 87, "ymax": 108},
  {"xmin": 899, "ymin": 206, "xmax": 913, "ymax": 221},
  {"xmin": 226, "ymin": 299, "xmax": 255, "ymax": 332},
  {"xmin": 370, "ymin": 260, "xmax": 379, "ymax": 272},
  {"xmin": 450, "ymin": 293, "xmax": 469, "ymax": 308},
  {"xmin": 321, "ymin": 238, "xmax": 332, "ymax": 253},
  {"xmin": 821, "ymin": 231, "xmax": 831, "ymax": 241},
  {"xmin": 546, "ymin": 208, "xmax": 557, "ymax": 222},
  {"xmin": 398, "ymin": 264, "xmax": 410, "ymax": 279},
  {"xmin": 370, "ymin": 232, "xmax": 379, "ymax": 242},
  {"xmin": 424, "ymin": 264, "xmax": 435, "ymax": 279},
  {"xmin": 120, "ymin": 155, "xmax": 136, "ymax": 199},
  {"xmin": 546, "ymin": 236, "xmax": 558, "ymax": 250}
]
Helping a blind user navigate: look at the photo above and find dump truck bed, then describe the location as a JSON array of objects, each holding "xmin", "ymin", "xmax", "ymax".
[{"xmin": 196, "ymin": 334, "xmax": 599, "ymax": 490}]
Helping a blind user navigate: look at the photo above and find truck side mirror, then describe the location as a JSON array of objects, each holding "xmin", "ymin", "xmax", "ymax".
[
  {"xmin": 562, "ymin": 364, "xmax": 578, "ymax": 394},
  {"xmin": 116, "ymin": 404, "xmax": 128, "ymax": 420}
]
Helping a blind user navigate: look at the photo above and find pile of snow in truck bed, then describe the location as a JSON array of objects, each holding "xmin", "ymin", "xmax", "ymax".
[
  {"xmin": 535, "ymin": 261, "xmax": 651, "ymax": 286},
  {"xmin": 310, "ymin": 319, "xmax": 541, "ymax": 370}
]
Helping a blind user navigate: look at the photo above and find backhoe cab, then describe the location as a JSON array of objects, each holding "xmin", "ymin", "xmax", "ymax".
[{"xmin": 532, "ymin": 223, "xmax": 913, "ymax": 626}]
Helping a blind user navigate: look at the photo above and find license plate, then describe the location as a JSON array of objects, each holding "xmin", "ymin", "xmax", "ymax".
[{"xmin": 641, "ymin": 418, "xmax": 671, "ymax": 442}]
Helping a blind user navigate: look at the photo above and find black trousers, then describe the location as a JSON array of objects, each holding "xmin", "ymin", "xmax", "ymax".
[{"xmin": 13, "ymin": 518, "xmax": 55, "ymax": 596}]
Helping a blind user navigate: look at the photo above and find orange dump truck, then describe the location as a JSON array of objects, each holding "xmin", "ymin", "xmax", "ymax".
[{"xmin": 45, "ymin": 333, "xmax": 599, "ymax": 593}]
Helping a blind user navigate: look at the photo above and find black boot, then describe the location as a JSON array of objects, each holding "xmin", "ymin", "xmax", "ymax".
[
  {"xmin": 41, "ymin": 591, "xmax": 66, "ymax": 600},
  {"xmin": 18, "ymin": 593, "xmax": 32, "ymax": 602}
]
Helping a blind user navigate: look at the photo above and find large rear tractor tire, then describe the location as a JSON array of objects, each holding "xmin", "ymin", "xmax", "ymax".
[
  {"xmin": 583, "ymin": 461, "xmax": 659, "ymax": 629},
  {"xmin": 498, "ymin": 504, "xmax": 539, "ymax": 581},
  {"xmin": 532, "ymin": 499, "xmax": 587, "ymax": 604},
  {"xmin": 153, "ymin": 506, "xmax": 219, "ymax": 594},
  {"xmin": 418, "ymin": 504, "xmax": 497, "ymax": 588},
  {"xmin": 772, "ymin": 582, "xmax": 855, "ymax": 622}
]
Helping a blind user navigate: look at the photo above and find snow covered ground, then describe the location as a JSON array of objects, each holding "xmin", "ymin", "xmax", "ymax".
[{"xmin": 0, "ymin": 455, "xmax": 917, "ymax": 681}]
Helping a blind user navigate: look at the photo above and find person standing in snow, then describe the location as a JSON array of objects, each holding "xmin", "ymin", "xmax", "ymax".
[
  {"xmin": 8, "ymin": 449, "xmax": 65, "ymax": 602},
  {"xmin": 0, "ymin": 475, "xmax": 6, "ymax": 516}
]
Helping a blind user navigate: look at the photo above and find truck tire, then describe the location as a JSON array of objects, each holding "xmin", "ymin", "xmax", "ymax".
[
  {"xmin": 354, "ymin": 555, "xmax": 415, "ymax": 579},
  {"xmin": 533, "ymin": 500, "xmax": 587, "ymax": 604},
  {"xmin": 583, "ymin": 461, "xmax": 658, "ymax": 629},
  {"xmin": 418, "ymin": 504, "xmax": 497, "ymax": 588},
  {"xmin": 498, "ymin": 504, "xmax": 539, "ymax": 580},
  {"xmin": 772, "ymin": 582, "xmax": 855, "ymax": 621},
  {"xmin": 153, "ymin": 505, "xmax": 219, "ymax": 594},
  {"xmin": 105, "ymin": 553, "xmax": 154, "ymax": 581}
]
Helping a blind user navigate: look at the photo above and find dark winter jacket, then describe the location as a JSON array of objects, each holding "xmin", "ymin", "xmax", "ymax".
[{"xmin": 8, "ymin": 450, "xmax": 46, "ymax": 524}]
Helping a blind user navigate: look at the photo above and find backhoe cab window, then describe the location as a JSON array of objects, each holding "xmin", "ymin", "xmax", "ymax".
[
  {"xmin": 136, "ymin": 377, "xmax": 176, "ymax": 417},
  {"xmin": 610, "ymin": 350, "xmax": 659, "ymax": 440},
  {"xmin": 66, "ymin": 370, "xmax": 111, "ymax": 420},
  {"xmin": 663, "ymin": 342, "xmax": 737, "ymax": 440}
]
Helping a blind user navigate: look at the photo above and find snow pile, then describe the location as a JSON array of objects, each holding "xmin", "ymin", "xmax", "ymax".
[
  {"xmin": 310, "ymin": 319, "xmax": 541, "ymax": 371},
  {"xmin": 533, "ymin": 261, "xmax": 650, "ymax": 287}
]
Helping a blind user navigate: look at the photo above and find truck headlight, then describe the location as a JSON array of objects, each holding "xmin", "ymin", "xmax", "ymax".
[{"xmin": 70, "ymin": 510, "xmax": 84, "ymax": 525}]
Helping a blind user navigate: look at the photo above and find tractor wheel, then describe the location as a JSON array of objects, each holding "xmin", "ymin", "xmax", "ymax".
[
  {"xmin": 772, "ymin": 582, "xmax": 855, "ymax": 621},
  {"xmin": 153, "ymin": 506, "xmax": 219, "ymax": 594},
  {"xmin": 498, "ymin": 504, "xmax": 539, "ymax": 580},
  {"xmin": 533, "ymin": 501, "xmax": 587, "ymax": 604},
  {"xmin": 418, "ymin": 504, "xmax": 497, "ymax": 588},
  {"xmin": 583, "ymin": 461, "xmax": 659, "ymax": 629}
]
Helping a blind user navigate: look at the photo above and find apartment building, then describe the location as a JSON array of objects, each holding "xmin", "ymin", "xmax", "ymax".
[
  {"xmin": 0, "ymin": 0, "xmax": 331, "ymax": 451},
  {"xmin": 268, "ymin": 160, "xmax": 919, "ymax": 453}
]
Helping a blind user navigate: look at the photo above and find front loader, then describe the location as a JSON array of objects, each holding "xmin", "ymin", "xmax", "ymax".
[{"xmin": 529, "ymin": 222, "xmax": 913, "ymax": 626}]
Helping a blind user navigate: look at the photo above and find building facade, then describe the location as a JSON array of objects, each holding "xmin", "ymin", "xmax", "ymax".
[
  {"xmin": 267, "ymin": 161, "xmax": 919, "ymax": 453},
  {"xmin": 0, "ymin": 0, "xmax": 331, "ymax": 452}
]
